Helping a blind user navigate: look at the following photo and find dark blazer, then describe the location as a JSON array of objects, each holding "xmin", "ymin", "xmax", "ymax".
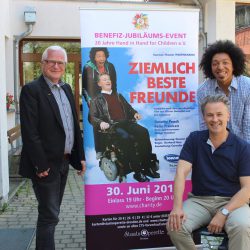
[
  {"xmin": 19, "ymin": 75, "xmax": 85, "ymax": 178},
  {"xmin": 89, "ymin": 93, "xmax": 137, "ymax": 129}
]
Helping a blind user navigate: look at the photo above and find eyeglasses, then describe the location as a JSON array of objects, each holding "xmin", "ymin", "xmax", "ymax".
[{"xmin": 43, "ymin": 60, "xmax": 66, "ymax": 68}]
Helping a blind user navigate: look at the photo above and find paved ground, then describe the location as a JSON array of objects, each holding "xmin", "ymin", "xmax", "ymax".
[
  {"xmin": 0, "ymin": 169, "xmax": 223, "ymax": 250},
  {"xmin": 0, "ymin": 168, "xmax": 86, "ymax": 250}
]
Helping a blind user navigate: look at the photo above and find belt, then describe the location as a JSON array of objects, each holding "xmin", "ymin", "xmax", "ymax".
[{"xmin": 63, "ymin": 154, "xmax": 70, "ymax": 160}]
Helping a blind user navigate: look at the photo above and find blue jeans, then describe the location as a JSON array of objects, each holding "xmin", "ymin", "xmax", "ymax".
[{"xmin": 32, "ymin": 159, "xmax": 69, "ymax": 250}]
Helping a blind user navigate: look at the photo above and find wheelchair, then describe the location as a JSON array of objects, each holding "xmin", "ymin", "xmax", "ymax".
[{"xmin": 97, "ymin": 122, "xmax": 160, "ymax": 183}]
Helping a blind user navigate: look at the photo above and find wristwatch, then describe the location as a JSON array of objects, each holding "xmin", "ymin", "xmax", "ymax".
[{"xmin": 220, "ymin": 207, "xmax": 230, "ymax": 216}]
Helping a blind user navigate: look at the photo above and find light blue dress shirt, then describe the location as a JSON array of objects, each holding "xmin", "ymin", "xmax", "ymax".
[
  {"xmin": 45, "ymin": 77, "xmax": 75, "ymax": 154},
  {"xmin": 197, "ymin": 75, "xmax": 250, "ymax": 143}
]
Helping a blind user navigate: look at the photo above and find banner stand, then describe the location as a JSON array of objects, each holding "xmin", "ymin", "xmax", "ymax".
[{"xmin": 80, "ymin": 7, "xmax": 199, "ymax": 250}]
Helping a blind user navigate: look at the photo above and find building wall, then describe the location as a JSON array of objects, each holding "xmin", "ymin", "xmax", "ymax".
[
  {"xmin": 236, "ymin": 27, "xmax": 250, "ymax": 54},
  {"xmin": 0, "ymin": 0, "xmax": 11, "ymax": 205},
  {"xmin": 12, "ymin": 0, "xmax": 187, "ymax": 38},
  {"xmin": 216, "ymin": 0, "xmax": 235, "ymax": 41},
  {"xmin": 204, "ymin": 0, "xmax": 236, "ymax": 44}
]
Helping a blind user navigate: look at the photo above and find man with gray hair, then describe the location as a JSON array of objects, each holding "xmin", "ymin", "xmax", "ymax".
[
  {"xmin": 19, "ymin": 45, "xmax": 86, "ymax": 250},
  {"xmin": 166, "ymin": 94, "xmax": 250, "ymax": 250}
]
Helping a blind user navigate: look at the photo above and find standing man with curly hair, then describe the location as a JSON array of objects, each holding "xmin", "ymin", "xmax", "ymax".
[{"xmin": 197, "ymin": 40, "xmax": 250, "ymax": 143}]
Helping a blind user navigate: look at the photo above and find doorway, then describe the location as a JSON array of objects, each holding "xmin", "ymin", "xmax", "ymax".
[{"xmin": 20, "ymin": 39, "xmax": 82, "ymax": 118}]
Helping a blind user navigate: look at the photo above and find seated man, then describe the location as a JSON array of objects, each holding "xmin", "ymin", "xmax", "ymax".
[
  {"xmin": 167, "ymin": 94, "xmax": 250, "ymax": 250},
  {"xmin": 89, "ymin": 73, "xmax": 160, "ymax": 182}
]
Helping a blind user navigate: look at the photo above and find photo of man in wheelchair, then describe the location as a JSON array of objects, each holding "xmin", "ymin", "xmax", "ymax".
[{"xmin": 89, "ymin": 73, "xmax": 160, "ymax": 183}]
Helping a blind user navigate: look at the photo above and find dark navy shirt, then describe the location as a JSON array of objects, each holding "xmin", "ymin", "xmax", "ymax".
[{"xmin": 179, "ymin": 130, "xmax": 250, "ymax": 197}]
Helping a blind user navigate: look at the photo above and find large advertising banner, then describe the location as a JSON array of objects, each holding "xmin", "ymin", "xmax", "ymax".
[{"xmin": 80, "ymin": 8, "xmax": 199, "ymax": 250}]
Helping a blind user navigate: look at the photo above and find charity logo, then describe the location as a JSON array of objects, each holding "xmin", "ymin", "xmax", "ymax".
[
  {"xmin": 132, "ymin": 13, "xmax": 149, "ymax": 30},
  {"xmin": 164, "ymin": 154, "xmax": 179, "ymax": 163},
  {"xmin": 141, "ymin": 229, "xmax": 149, "ymax": 237},
  {"xmin": 124, "ymin": 229, "xmax": 165, "ymax": 238}
]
